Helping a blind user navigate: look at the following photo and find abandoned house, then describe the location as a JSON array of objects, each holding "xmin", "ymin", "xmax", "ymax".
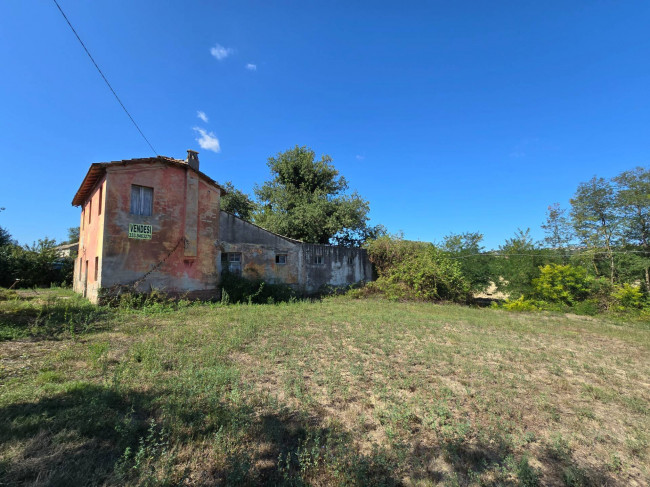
[{"xmin": 72, "ymin": 150, "xmax": 372, "ymax": 303}]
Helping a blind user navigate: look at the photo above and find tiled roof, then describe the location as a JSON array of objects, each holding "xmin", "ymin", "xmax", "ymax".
[{"xmin": 71, "ymin": 156, "xmax": 225, "ymax": 206}]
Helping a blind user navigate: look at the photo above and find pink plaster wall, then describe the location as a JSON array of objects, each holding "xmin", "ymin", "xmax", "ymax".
[
  {"xmin": 96, "ymin": 161, "xmax": 220, "ymax": 301},
  {"xmin": 73, "ymin": 177, "xmax": 106, "ymax": 301}
]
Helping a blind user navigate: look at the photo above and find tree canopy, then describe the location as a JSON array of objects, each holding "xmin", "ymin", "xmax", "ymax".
[
  {"xmin": 219, "ymin": 181, "xmax": 257, "ymax": 222},
  {"xmin": 254, "ymin": 146, "xmax": 371, "ymax": 245}
]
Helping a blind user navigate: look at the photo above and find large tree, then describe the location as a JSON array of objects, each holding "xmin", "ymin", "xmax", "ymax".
[
  {"xmin": 614, "ymin": 167, "xmax": 650, "ymax": 291},
  {"xmin": 570, "ymin": 177, "xmax": 619, "ymax": 282},
  {"xmin": 254, "ymin": 146, "xmax": 371, "ymax": 245},
  {"xmin": 219, "ymin": 181, "xmax": 257, "ymax": 222}
]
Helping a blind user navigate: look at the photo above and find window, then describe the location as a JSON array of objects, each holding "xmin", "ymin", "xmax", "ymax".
[
  {"xmin": 275, "ymin": 254, "xmax": 287, "ymax": 265},
  {"xmin": 221, "ymin": 252, "xmax": 242, "ymax": 275},
  {"xmin": 94, "ymin": 257, "xmax": 99, "ymax": 281},
  {"xmin": 98, "ymin": 185, "xmax": 102, "ymax": 215},
  {"xmin": 130, "ymin": 185, "xmax": 153, "ymax": 216},
  {"xmin": 89, "ymin": 199, "xmax": 92, "ymax": 224},
  {"xmin": 314, "ymin": 255, "xmax": 323, "ymax": 264},
  {"xmin": 347, "ymin": 256, "xmax": 354, "ymax": 265}
]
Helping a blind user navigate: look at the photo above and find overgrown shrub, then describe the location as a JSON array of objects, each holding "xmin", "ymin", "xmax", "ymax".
[
  {"xmin": 220, "ymin": 272, "xmax": 296, "ymax": 304},
  {"xmin": 0, "ymin": 239, "xmax": 73, "ymax": 288},
  {"xmin": 498, "ymin": 296, "xmax": 540, "ymax": 312},
  {"xmin": 364, "ymin": 237, "xmax": 471, "ymax": 303},
  {"xmin": 532, "ymin": 264, "xmax": 591, "ymax": 305},
  {"xmin": 612, "ymin": 283, "xmax": 646, "ymax": 311}
]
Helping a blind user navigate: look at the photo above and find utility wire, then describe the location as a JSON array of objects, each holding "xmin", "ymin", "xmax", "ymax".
[
  {"xmin": 446, "ymin": 250, "xmax": 650, "ymax": 260},
  {"xmin": 52, "ymin": 0, "xmax": 158, "ymax": 156}
]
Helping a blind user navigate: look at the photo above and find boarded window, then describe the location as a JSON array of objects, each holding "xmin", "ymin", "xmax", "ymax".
[
  {"xmin": 276, "ymin": 254, "xmax": 287, "ymax": 265},
  {"xmin": 221, "ymin": 252, "xmax": 242, "ymax": 275},
  {"xmin": 98, "ymin": 185, "xmax": 102, "ymax": 215},
  {"xmin": 314, "ymin": 255, "xmax": 323, "ymax": 264},
  {"xmin": 130, "ymin": 185, "xmax": 153, "ymax": 216}
]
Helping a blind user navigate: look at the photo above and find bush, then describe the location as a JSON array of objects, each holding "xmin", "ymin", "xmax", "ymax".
[
  {"xmin": 220, "ymin": 272, "xmax": 296, "ymax": 304},
  {"xmin": 365, "ymin": 237, "xmax": 471, "ymax": 303},
  {"xmin": 532, "ymin": 264, "xmax": 591, "ymax": 305},
  {"xmin": 500, "ymin": 296, "xmax": 540, "ymax": 312},
  {"xmin": 612, "ymin": 283, "xmax": 646, "ymax": 311},
  {"xmin": 0, "ymin": 239, "xmax": 73, "ymax": 288}
]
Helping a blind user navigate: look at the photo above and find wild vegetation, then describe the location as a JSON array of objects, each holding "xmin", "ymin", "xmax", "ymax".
[{"xmin": 1, "ymin": 289, "xmax": 648, "ymax": 486}]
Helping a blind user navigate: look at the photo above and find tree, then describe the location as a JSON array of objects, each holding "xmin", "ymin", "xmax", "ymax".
[
  {"xmin": 441, "ymin": 232, "xmax": 494, "ymax": 292},
  {"xmin": 613, "ymin": 167, "xmax": 650, "ymax": 292},
  {"xmin": 254, "ymin": 146, "xmax": 371, "ymax": 245},
  {"xmin": 220, "ymin": 181, "xmax": 256, "ymax": 222},
  {"xmin": 541, "ymin": 203, "xmax": 574, "ymax": 258},
  {"xmin": 65, "ymin": 227, "xmax": 80, "ymax": 244},
  {"xmin": 570, "ymin": 177, "xmax": 619, "ymax": 283},
  {"xmin": 495, "ymin": 228, "xmax": 550, "ymax": 299},
  {"xmin": 0, "ymin": 225, "xmax": 11, "ymax": 247}
]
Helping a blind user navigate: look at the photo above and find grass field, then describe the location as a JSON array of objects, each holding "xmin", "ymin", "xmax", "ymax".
[{"xmin": 0, "ymin": 289, "xmax": 648, "ymax": 486}]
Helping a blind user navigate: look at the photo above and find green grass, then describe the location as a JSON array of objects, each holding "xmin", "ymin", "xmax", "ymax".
[{"xmin": 1, "ymin": 289, "xmax": 649, "ymax": 486}]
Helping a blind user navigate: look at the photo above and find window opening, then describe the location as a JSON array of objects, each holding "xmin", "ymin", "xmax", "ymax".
[
  {"xmin": 276, "ymin": 254, "xmax": 287, "ymax": 265},
  {"xmin": 221, "ymin": 252, "xmax": 242, "ymax": 275},
  {"xmin": 130, "ymin": 185, "xmax": 153, "ymax": 216}
]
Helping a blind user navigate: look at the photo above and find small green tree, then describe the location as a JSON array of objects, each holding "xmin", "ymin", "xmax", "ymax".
[
  {"xmin": 441, "ymin": 232, "xmax": 494, "ymax": 293},
  {"xmin": 541, "ymin": 203, "xmax": 574, "ymax": 261},
  {"xmin": 495, "ymin": 228, "xmax": 551, "ymax": 299},
  {"xmin": 65, "ymin": 226, "xmax": 80, "ymax": 244}
]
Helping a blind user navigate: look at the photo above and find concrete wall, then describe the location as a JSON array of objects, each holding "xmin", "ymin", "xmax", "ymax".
[
  {"xmin": 219, "ymin": 211, "xmax": 372, "ymax": 293},
  {"xmin": 86, "ymin": 162, "xmax": 220, "ymax": 303}
]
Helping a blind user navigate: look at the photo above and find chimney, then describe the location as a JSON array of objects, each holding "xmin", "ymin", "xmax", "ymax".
[{"xmin": 186, "ymin": 150, "xmax": 199, "ymax": 171}]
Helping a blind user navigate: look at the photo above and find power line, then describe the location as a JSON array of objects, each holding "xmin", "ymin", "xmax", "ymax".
[
  {"xmin": 447, "ymin": 250, "xmax": 650, "ymax": 260},
  {"xmin": 52, "ymin": 0, "xmax": 158, "ymax": 156}
]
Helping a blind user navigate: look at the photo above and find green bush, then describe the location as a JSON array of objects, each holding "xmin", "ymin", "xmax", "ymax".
[
  {"xmin": 364, "ymin": 237, "xmax": 471, "ymax": 303},
  {"xmin": 532, "ymin": 264, "xmax": 591, "ymax": 305},
  {"xmin": 220, "ymin": 272, "xmax": 296, "ymax": 304},
  {"xmin": 0, "ymin": 239, "xmax": 73, "ymax": 288},
  {"xmin": 500, "ymin": 296, "xmax": 540, "ymax": 312},
  {"xmin": 612, "ymin": 283, "xmax": 646, "ymax": 311}
]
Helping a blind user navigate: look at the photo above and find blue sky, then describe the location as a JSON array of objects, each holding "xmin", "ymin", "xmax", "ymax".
[{"xmin": 1, "ymin": 1, "xmax": 648, "ymax": 249}]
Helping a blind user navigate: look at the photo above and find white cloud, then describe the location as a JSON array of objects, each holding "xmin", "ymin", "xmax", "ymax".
[
  {"xmin": 210, "ymin": 44, "xmax": 234, "ymax": 61},
  {"xmin": 193, "ymin": 127, "xmax": 221, "ymax": 153},
  {"xmin": 246, "ymin": 63, "xmax": 257, "ymax": 71},
  {"xmin": 355, "ymin": 155, "xmax": 365, "ymax": 161},
  {"xmin": 197, "ymin": 111, "xmax": 209, "ymax": 123}
]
